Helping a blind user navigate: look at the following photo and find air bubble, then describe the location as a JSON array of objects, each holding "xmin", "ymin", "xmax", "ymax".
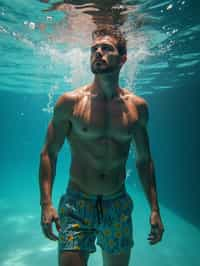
[
  {"xmin": 166, "ymin": 4, "xmax": 173, "ymax": 10},
  {"xmin": 29, "ymin": 22, "xmax": 35, "ymax": 30},
  {"xmin": 46, "ymin": 16, "xmax": 53, "ymax": 21}
]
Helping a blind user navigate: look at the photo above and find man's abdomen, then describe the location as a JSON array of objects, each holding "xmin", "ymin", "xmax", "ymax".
[
  {"xmin": 67, "ymin": 135, "xmax": 130, "ymax": 195},
  {"xmin": 69, "ymin": 157, "xmax": 127, "ymax": 195}
]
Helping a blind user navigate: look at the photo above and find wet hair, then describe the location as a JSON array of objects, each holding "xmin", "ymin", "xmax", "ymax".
[{"xmin": 92, "ymin": 25, "xmax": 127, "ymax": 56}]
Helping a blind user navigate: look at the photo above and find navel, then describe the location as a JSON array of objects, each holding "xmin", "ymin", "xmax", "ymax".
[
  {"xmin": 82, "ymin": 127, "xmax": 88, "ymax": 132},
  {"xmin": 100, "ymin": 173, "xmax": 105, "ymax": 180}
]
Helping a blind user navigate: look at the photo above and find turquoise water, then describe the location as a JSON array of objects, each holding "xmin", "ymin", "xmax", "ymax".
[{"xmin": 0, "ymin": 0, "xmax": 200, "ymax": 265}]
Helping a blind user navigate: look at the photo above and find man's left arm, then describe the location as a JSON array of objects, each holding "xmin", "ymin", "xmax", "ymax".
[{"xmin": 132, "ymin": 99, "xmax": 164, "ymax": 245}]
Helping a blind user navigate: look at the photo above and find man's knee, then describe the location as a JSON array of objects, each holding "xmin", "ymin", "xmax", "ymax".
[{"xmin": 59, "ymin": 250, "xmax": 89, "ymax": 266}]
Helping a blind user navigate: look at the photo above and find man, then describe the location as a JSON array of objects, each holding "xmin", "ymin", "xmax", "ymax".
[{"xmin": 39, "ymin": 26, "xmax": 164, "ymax": 266}]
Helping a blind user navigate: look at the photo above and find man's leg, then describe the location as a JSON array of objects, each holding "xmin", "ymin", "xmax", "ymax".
[
  {"xmin": 59, "ymin": 251, "xmax": 90, "ymax": 266},
  {"xmin": 97, "ymin": 190, "xmax": 134, "ymax": 266},
  {"xmin": 58, "ymin": 186, "xmax": 97, "ymax": 266},
  {"xmin": 102, "ymin": 249, "xmax": 131, "ymax": 266}
]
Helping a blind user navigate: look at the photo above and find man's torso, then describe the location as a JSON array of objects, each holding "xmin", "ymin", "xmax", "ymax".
[{"xmin": 62, "ymin": 86, "xmax": 141, "ymax": 195}]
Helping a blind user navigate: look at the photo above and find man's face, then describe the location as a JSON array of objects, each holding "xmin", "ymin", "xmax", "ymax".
[{"xmin": 90, "ymin": 36, "xmax": 126, "ymax": 74}]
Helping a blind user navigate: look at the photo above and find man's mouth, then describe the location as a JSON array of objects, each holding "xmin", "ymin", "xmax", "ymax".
[{"xmin": 94, "ymin": 59, "xmax": 105, "ymax": 64}]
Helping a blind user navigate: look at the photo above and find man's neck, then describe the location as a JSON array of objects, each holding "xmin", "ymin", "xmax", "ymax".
[{"xmin": 91, "ymin": 72, "xmax": 120, "ymax": 100}]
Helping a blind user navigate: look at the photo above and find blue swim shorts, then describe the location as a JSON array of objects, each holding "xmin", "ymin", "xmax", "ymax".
[{"xmin": 58, "ymin": 183, "xmax": 134, "ymax": 254}]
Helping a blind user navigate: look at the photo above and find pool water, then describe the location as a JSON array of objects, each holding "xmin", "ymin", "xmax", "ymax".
[{"xmin": 0, "ymin": 0, "xmax": 199, "ymax": 265}]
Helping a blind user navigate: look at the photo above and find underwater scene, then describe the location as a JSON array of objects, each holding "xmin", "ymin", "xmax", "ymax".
[{"xmin": 0, "ymin": 0, "xmax": 199, "ymax": 265}]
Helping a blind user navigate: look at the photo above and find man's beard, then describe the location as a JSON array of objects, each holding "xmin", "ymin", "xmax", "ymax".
[{"xmin": 91, "ymin": 60, "xmax": 117, "ymax": 74}]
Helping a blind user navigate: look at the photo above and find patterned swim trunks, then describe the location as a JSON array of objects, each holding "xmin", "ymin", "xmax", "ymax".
[{"xmin": 58, "ymin": 182, "xmax": 134, "ymax": 254}]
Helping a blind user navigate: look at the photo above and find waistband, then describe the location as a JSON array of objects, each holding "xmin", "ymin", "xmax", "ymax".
[{"xmin": 66, "ymin": 181, "xmax": 126, "ymax": 200}]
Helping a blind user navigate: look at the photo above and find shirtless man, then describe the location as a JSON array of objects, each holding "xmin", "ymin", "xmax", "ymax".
[{"xmin": 39, "ymin": 26, "xmax": 164, "ymax": 266}]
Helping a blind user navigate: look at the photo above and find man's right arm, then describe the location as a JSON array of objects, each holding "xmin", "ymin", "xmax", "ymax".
[
  {"xmin": 39, "ymin": 95, "xmax": 71, "ymax": 206},
  {"xmin": 39, "ymin": 94, "xmax": 73, "ymax": 240},
  {"xmin": 39, "ymin": 122, "xmax": 63, "ymax": 207}
]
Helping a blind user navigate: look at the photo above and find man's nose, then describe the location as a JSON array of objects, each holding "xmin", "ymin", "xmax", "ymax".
[{"xmin": 95, "ymin": 47, "xmax": 103, "ymax": 57}]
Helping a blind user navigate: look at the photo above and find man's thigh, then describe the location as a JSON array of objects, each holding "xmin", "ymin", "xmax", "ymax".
[
  {"xmin": 59, "ymin": 250, "xmax": 90, "ymax": 266},
  {"xmin": 97, "ymin": 191, "xmax": 134, "ymax": 255},
  {"xmin": 102, "ymin": 249, "xmax": 131, "ymax": 266}
]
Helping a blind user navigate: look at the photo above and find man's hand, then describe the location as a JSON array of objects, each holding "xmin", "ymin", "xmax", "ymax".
[
  {"xmin": 148, "ymin": 211, "xmax": 164, "ymax": 245},
  {"xmin": 41, "ymin": 204, "xmax": 61, "ymax": 241}
]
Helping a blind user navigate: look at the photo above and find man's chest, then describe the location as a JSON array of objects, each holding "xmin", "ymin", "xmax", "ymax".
[{"xmin": 70, "ymin": 96, "xmax": 139, "ymax": 140}]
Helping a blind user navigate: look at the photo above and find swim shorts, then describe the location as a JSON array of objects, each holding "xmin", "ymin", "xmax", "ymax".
[{"xmin": 58, "ymin": 182, "xmax": 134, "ymax": 254}]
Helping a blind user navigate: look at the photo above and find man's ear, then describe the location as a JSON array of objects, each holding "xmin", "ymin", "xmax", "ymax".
[{"xmin": 120, "ymin": 54, "xmax": 127, "ymax": 66}]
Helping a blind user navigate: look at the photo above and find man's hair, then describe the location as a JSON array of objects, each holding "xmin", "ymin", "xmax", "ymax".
[{"xmin": 92, "ymin": 25, "xmax": 127, "ymax": 56}]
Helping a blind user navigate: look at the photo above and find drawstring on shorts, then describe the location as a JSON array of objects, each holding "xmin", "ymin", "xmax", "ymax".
[{"xmin": 96, "ymin": 195, "xmax": 103, "ymax": 224}]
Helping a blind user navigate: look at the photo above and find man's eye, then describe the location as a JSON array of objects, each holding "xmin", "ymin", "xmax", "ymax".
[
  {"xmin": 102, "ymin": 45, "xmax": 112, "ymax": 51},
  {"xmin": 91, "ymin": 46, "xmax": 97, "ymax": 52},
  {"xmin": 91, "ymin": 45, "xmax": 113, "ymax": 53}
]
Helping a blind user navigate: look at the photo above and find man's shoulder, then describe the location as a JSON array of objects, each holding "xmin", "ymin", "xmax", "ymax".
[
  {"xmin": 56, "ymin": 85, "xmax": 87, "ymax": 107},
  {"xmin": 122, "ymin": 89, "xmax": 149, "ymax": 124},
  {"xmin": 53, "ymin": 86, "xmax": 87, "ymax": 120},
  {"xmin": 122, "ymin": 88, "xmax": 148, "ymax": 107}
]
